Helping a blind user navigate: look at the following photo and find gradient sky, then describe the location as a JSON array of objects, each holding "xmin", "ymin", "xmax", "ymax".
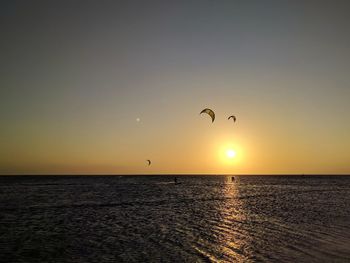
[{"xmin": 1, "ymin": 0, "xmax": 349, "ymax": 174}]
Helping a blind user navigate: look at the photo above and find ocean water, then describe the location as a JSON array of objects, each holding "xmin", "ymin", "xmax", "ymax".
[{"xmin": 0, "ymin": 175, "xmax": 350, "ymax": 263}]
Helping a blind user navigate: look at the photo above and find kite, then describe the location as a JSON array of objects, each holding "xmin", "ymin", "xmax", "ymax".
[
  {"xmin": 228, "ymin": 115, "xmax": 236, "ymax": 122},
  {"xmin": 200, "ymin": 108, "xmax": 215, "ymax": 122}
]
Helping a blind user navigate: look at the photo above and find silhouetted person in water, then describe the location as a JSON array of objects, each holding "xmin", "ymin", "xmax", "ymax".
[
  {"xmin": 231, "ymin": 176, "xmax": 235, "ymax": 182},
  {"xmin": 174, "ymin": 177, "xmax": 178, "ymax": 184}
]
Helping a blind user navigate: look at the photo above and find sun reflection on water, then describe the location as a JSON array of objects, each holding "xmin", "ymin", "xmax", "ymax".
[{"xmin": 212, "ymin": 176, "xmax": 253, "ymax": 262}]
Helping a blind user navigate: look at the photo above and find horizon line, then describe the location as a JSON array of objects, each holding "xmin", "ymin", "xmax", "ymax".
[{"xmin": 1, "ymin": 173, "xmax": 350, "ymax": 176}]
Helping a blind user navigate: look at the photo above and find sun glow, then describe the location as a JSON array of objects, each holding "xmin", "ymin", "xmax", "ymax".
[
  {"xmin": 215, "ymin": 139, "xmax": 245, "ymax": 173},
  {"xmin": 226, "ymin": 149, "xmax": 236, "ymax": 159}
]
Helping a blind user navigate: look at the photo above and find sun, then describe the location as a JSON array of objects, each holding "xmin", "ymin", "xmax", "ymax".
[
  {"xmin": 226, "ymin": 149, "xmax": 236, "ymax": 159},
  {"xmin": 217, "ymin": 143, "xmax": 243, "ymax": 167}
]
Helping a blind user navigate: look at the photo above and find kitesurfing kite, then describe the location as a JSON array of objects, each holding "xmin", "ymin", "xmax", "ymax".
[
  {"xmin": 200, "ymin": 108, "xmax": 215, "ymax": 123},
  {"xmin": 228, "ymin": 115, "xmax": 236, "ymax": 122},
  {"xmin": 146, "ymin": 159, "xmax": 151, "ymax": 166}
]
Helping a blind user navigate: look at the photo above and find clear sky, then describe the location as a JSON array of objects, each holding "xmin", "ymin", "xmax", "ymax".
[{"xmin": 1, "ymin": 0, "xmax": 349, "ymax": 174}]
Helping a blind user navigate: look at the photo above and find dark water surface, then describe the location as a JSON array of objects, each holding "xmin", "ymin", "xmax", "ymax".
[{"xmin": 1, "ymin": 175, "xmax": 350, "ymax": 262}]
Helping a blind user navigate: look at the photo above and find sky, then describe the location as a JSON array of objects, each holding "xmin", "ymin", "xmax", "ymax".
[{"xmin": 1, "ymin": 0, "xmax": 349, "ymax": 175}]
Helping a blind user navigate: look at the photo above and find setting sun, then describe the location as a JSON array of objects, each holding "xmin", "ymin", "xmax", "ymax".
[
  {"xmin": 216, "ymin": 141, "xmax": 244, "ymax": 169},
  {"xmin": 226, "ymin": 149, "xmax": 236, "ymax": 159}
]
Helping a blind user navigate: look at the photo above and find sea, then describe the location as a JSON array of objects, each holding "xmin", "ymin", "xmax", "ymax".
[{"xmin": 0, "ymin": 175, "xmax": 350, "ymax": 262}]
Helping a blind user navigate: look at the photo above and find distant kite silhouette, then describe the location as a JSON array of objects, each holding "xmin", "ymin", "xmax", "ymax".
[
  {"xmin": 146, "ymin": 159, "xmax": 151, "ymax": 166},
  {"xmin": 228, "ymin": 115, "xmax": 236, "ymax": 122},
  {"xmin": 200, "ymin": 108, "xmax": 215, "ymax": 123}
]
